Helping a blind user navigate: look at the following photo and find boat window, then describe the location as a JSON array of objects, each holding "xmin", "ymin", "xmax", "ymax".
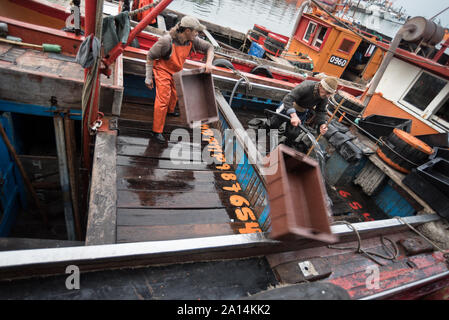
[
  {"xmin": 312, "ymin": 26, "xmax": 328, "ymax": 49},
  {"xmin": 303, "ymin": 22, "xmax": 317, "ymax": 43},
  {"xmin": 402, "ymin": 72, "xmax": 447, "ymax": 111},
  {"xmin": 432, "ymin": 98, "xmax": 449, "ymax": 128},
  {"xmin": 338, "ymin": 38, "xmax": 356, "ymax": 54}
]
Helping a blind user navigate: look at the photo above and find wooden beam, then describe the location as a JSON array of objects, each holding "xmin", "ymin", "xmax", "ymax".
[
  {"xmin": 203, "ymin": 29, "xmax": 220, "ymax": 48},
  {"xmin": 85, "ymin": 130, "xmax": 117, "ymax": 245},
  {"xmin": 63, "ymin": 116, "xmax": 83, "ymax": 241},
  {"xmin": 53, "ymin": 115, "xmax": 76, "ymax": 240}
]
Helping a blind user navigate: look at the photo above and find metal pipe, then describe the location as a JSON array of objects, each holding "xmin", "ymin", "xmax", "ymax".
[
  {"xmin": 363, "ymin": 23, "xmax": 416, "ymax": 109},
  {"xmin": 54, "ymin": 116, "xmax": 76, "ymax": 241},
  {"xmin": 84, "ymin": 0, "xmax": 97, "ymax": 36},
  {"xmin": 283, "ymin": 0, "xmax": 311, "ymax": 57},
  {"xmin": 104, "ymin": 0, "xmax": 174, "ymax": 66}
]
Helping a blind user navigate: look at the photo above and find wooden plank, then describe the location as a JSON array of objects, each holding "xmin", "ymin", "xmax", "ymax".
[
  {"xmin": 116, "ymin": 222, "xmax": 246, "ymax": 242},
  {"xmin": 112, "ymin": 55, "xmax": 124, "ymax": 116},
  {"xmin": 0, "ymin": 48, "xmax": 119, "ymax": 113},
  {"xmin": 117, "ymin": 178, "xmax": 216, "ymax": 192},
  {"xmin": 117, "ymin": 190, "xmax": 225, "ymax": 209},
  {"xmin": 118, "ymin": 117, "xmax": 187, "ymax": 132},
  {"xmin": 203, "ymin": 29, "xmax": 220, "ymax": 48},
  {"xmin": 117, "ymin": 135, "xmax": 204, "ymax": 149},
  {"xmin": 0, "ymin": 238, "xmax": 82, "ymax": 251},
  {"xmin": 117, "ymin": 208, "xmax": 232, "ymax": 226},
  {"xmin": 156, "ymin": 15, "xmax": 166, "ymax": 31},
  {"xmin": 116, "ymin": 144, "xmax": 203, "ymax": 161},
  {"xmin": 85, "ymin": 131, "xmax": 117, "ymax": 245},
  {"xmin": 117, "ymin": 166, "xmax": 228, "ymax": 181},
  {"xmin": 116, "ymin": 155, "xmax": 215, "ymax": 171}
]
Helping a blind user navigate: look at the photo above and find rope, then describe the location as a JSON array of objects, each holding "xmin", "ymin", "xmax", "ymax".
[
  {"xmin": 81, "ymin": 0, "xmax": 105, "ymax": 143},
  {"xmin": 232, "ymin": 68, "xmax": 252, "ymax": 94},
  {"xmin": 394, "ymin": 216, "xmax": 449, "ymax": 266},
  {"xmin": 328, "ymin": 221, "xmax": 399, "ymax": 266},
  {"xmin": 128, "ymin": 0, "xmax": 162, "ymax": 17}
]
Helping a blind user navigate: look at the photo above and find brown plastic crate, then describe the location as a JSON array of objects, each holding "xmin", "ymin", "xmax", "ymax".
[
  {"xmin": 173, "ymin": 68, "xmax": 218, "ymax": 128},
  {"xmin": 265, "ymin": 144, "xmax": 337, "ymax": 243}
]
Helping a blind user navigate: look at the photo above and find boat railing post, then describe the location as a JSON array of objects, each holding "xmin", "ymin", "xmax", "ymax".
[
  {"xmin": 282, "ymin": 0, "xmax": 311, "ymax": 58},
  {"xmin": 103, "ymin": 0, "xmax": 174, "ymax": 67}
]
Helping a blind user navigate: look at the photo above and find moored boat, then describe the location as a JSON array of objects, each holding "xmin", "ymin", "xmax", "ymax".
[{"xmin": 0, "ymin": 0, "xmax": 448, "ymax": 301}]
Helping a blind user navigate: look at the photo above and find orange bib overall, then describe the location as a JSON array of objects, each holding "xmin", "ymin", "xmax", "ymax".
[{"xmin": 152, "ymin": 41, "xmax": 192, "ymax": 133}]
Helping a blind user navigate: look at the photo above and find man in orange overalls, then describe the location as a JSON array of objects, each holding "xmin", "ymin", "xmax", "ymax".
[{"xmin": 145, "ymin": 16, "xmax": 214, "ymax": 143}]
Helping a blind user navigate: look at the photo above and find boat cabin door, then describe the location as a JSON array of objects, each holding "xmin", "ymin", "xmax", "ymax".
[
  {"xmin": 340, "ymin": 39, "xmax": 383, "ymax": 83},
  {"xmin": 319, "ymin": 32, "xmax": 361, "ymax": 78}
]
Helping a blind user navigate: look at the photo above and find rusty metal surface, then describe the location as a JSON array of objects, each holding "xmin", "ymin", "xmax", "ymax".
[{"xmin": 398, "ymin": 238, "xmax": 434, "ymax": 256}]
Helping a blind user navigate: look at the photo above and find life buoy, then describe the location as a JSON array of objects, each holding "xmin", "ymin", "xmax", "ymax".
[
  {"xmin": 377, "ymin": 128, "xmax": 434, "ymax": 174},
  {"xmin": 332, "ymin": 90, "xmax": 364, "ymax": 115}
]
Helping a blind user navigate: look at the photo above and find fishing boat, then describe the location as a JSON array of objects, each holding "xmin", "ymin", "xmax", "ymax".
[{"xmin": 0, "ymin": 0, "xmax": 448, "ymax": 301}]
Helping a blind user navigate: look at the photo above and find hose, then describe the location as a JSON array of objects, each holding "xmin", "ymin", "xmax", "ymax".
[{"xmin": 229, "ymin": 77, "xmax": 246, "ymax": 108}]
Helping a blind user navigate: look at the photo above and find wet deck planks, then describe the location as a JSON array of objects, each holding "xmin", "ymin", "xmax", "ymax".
[{"xmin": 115, "ymin": 101, "xmax": 261, "ymax": 243}]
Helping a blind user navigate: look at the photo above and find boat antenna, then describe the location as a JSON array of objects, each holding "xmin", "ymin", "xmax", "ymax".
[{"xmin": 430, "ymin": 6, "xmax": 449, "ymax": 21}]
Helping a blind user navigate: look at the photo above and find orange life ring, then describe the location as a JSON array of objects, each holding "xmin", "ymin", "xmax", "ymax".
[
  {"xmin": 392, "ymin": 128, "xmax": 434, "ymax": 156},
  {"xmin": 376, "ymin": 147, "xmax": 410, "ymax": 174}
]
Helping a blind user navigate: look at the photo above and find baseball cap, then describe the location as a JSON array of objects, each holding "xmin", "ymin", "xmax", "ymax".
[{"xmin": 180, "ymin": 16, "xmax": 206, "ymax": 32}]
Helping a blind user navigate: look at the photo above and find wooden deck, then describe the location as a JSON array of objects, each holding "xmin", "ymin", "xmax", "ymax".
[
  {"xmin": 107, "ymin": 98, "xmax": 263, "ymax": 243},
  {"xmin": 0, "ymin": 42, "xmax": 123, "ymax": 114}
]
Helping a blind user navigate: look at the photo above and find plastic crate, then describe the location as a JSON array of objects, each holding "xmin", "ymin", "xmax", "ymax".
[
  {"xmin": 173, "ymin": 68, "xmax": 218, "ymax": 128},
  {"xmin": 415, "ymin": 133, "xmax": 449, "ymax": 148},
  {"xmin": 359, "ymin": 114, "xmax": 412, "ymax": 139},
  {"xmin": 265, "ymin": 144, "xmax": 337, "ymax": 243},
  {"xmin": 416, "ymin": 158, "xmax": 449, "ymax": 195},
  {"xmin": 248, "ymin": 42, "xmax": 265, "ymax": 58},
  {"xmin": 403, "ymin": 169, "xmax": 449, "ymax": 219}
]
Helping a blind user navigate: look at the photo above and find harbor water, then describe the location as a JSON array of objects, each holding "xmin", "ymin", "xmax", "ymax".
[{"xmin": 168, "ymin": 0, "xmax": 402, "ymax": 38}]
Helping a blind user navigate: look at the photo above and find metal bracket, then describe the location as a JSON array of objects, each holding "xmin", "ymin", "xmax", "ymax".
[
  {"xmin": 108, "ymin": 118, "xmax": 119, "ymax": 131},
  {"xmin": 298, "ymin": 261, "xmax": 319, "ymax": 278},
  {"xmin": 89, "ymin": 120, "xmax": 103, "ymax": 135}
]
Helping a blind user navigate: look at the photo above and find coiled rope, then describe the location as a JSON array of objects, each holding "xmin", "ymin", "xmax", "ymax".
[{"xmin": 328, "ymin": 221, "xmax": 399, "ymax": 266}]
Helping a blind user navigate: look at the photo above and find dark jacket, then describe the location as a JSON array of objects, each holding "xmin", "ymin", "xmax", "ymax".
[{"xmin": 282, "ymin": 80, "xmax": 328, "ymax": 126}]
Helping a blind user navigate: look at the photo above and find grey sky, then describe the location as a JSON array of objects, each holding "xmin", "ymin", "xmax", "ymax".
[{"xmin": 392, "ymin": 0, "xmax": 449, "ymax": 27}]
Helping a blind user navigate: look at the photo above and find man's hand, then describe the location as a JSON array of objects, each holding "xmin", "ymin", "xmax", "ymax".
[
  {"xmin": 145, "ymin": 78, "xmax": 154, "ymax": 89},
  {"xmin": 204, "ymin": 62, "xmax": 213, "ymax": 73},
  {"xmin": 290, "ymin": 113, "xmax": 301, "ymax": 127},
  {"xmin": 319, "ymin": 123, "xmax": 328, "ymax": 135}
]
